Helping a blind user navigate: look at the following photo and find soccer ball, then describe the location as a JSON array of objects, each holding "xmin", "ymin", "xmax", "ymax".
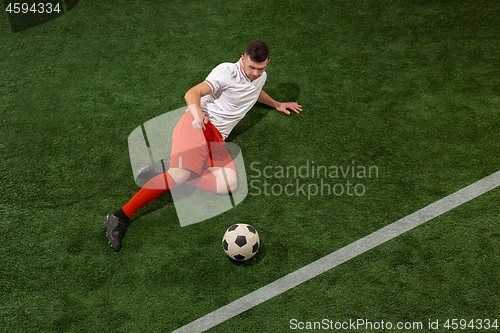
[{"xmin": 222, "ymin": 224, "xmax": 260, "ymax": 261}]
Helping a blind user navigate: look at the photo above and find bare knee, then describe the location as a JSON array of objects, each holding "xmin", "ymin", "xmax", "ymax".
[
  {"xmin": 213, "ymin": 168, "xmax": 237, "ymax": 194},
  {"xmin": 168, "ymin": 168, "xmax": 192, "ymax": 185},
  {"xmin": 224, "ymin": 170, "xmax": 237, "ymax": 193}
]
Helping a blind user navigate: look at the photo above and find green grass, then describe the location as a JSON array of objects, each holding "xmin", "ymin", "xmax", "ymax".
[{"xmin": 1, "ymin": 0, "xmax": 499, "ymax": 332}]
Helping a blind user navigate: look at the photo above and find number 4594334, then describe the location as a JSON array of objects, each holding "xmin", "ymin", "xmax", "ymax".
[
  {"xmin": 444, "ymin": 319, "xmax": 498, "ymax": 330},
  {"xmin": 5, "ymin": 3, "xmax": 61, "ymax": 14}
]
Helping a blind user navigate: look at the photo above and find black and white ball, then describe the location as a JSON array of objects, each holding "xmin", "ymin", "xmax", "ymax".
[{"xmin": 222, "ymin": 224, "xmax": 260, "ymax": 261}]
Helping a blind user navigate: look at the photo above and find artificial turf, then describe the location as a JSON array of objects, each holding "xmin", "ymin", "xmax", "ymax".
[{"xmin": 1, "ymin": 0, "xmax": 499, "ymax": 332}]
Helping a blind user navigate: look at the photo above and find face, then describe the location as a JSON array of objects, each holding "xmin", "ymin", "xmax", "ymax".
[{"xmin": 241, "ymin": 55, "xmax": 270, "ymax": 81}]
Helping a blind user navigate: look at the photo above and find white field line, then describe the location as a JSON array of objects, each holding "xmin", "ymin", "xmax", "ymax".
[{"xmin": 172, "ymin": 171, "xmax": 500, "ymax": 333}]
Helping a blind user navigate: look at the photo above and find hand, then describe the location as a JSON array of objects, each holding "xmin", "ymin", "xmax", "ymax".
[
  {"xmin": 277, "ymin": 102, "xmax": 302, "ymax": 115},
  {"xmin": 192, "ymin": 113, "xmax": 208, "ymax": 130}
]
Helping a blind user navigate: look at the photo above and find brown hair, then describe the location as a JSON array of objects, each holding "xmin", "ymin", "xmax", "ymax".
[{"xmin": 244, "ymin": 40, "xmax": 270, "ymax": 62}]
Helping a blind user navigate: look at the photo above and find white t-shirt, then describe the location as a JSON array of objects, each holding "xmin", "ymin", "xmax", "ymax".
[{"xmin": 201, "ymin": 58, "xmax": 267, "ymax": 140}]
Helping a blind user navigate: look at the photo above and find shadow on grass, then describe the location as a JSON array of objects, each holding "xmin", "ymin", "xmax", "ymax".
[{"xmin": 227, "ymin": 82, "xmax": 301, "ymax": 142}]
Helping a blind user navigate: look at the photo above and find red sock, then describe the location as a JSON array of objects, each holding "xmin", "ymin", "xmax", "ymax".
[
  {"xmin": 186, "ymin": 169, "xmax": 218, "ymax": 193},
  {"xmin": 122, "ymin": 172, "xmax": 177, "ymax": 218}
]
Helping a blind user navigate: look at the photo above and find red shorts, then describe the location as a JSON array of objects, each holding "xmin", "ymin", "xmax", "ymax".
[{"xmin": 170, "ymin": 111, "xmax": 236, "ymax": 175}]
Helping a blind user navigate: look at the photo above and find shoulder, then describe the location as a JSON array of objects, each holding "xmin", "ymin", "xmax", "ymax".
[
  {"xmin": 206, "ymin": 62, "xmax": 238, "ymax": 87},
  {"xmin": 210, "ymin": 62, "xmax": 236, "ymax": 75}
]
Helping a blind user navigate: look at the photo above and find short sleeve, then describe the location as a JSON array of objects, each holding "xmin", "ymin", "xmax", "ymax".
[{"xmin": 203, "ymin": 63, "xmax": 231, "ymax": 95}]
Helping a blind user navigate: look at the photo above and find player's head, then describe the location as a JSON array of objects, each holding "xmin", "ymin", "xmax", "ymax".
[{"xmin": 242, "ymin": 40, "xmax": 270, "ymax": 81}]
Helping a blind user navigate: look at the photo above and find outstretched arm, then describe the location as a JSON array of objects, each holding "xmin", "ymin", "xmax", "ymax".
[{"xmin": 258, "ymin": 90, "xmax": 302, "ymax": 115}]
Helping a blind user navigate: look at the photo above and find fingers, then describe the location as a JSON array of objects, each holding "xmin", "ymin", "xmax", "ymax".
[
  {"xmin": 192, "ymin": 115, "xmax": 208, "ymax": 130},
  {"xmin": 293, "ymin": 103, "xmax": 302, "ymax": 113},
  {"xmin": 195, "ymin": 121, "xmax": 206, "ymax": 130},
  {"xmin": 192, "ymin": 119, "xmax": 202, "ymax": 130},
  {"xmin": 280, "ymin": 103, "xmax": 302, "ymax": 114}
]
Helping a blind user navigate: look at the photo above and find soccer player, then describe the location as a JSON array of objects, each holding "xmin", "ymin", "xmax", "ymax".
[{"xmin": 105, "ymin": 40, "xmax": 302, "ymax": 251}]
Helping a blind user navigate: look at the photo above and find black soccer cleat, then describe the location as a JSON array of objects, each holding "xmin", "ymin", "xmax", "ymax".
[
  {"xmin": 104, "ymin": 213, "xmax": 129, "ymax": 252},
  {"xmin": 136, "ymin": 159, "xmax": 170, "ymax": 181}
]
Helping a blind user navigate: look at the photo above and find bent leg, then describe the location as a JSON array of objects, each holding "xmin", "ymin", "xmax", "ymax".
[
  {"xmin": 167, "ymin": 167, "xmax": 193, "ymax": 185},
  {"xmin": 122, "ymin": 168, "xmax": 192, "ymax": 218},
  {"xmin": 210, "ymin": 167, "xmax": 237, "ymax": 194},
  {"xmin": 186, "ymin": 167, "xmax": 236, "ymax": 194}
]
